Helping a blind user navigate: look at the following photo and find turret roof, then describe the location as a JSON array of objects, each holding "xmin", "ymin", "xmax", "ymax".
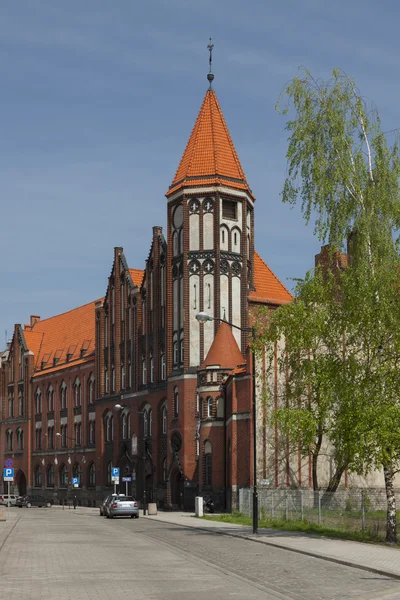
[
  {"xmin": 201, "ymin": 321, "xmax": 245, "ymax": 369},
  {"xmin": 167, "ymin": 89, "xmax": 254, "ymax": 199}
]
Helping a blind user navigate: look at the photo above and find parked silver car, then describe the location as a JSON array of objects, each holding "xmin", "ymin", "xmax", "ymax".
[
  {"xmin": 0, "ymin": 494, "xmax": 17, "ymax": 506},
  {"xmin": 105, "ymin": 495, "xmax": 139, "ymax": 518},
  {"xmin": 99, "ymin": 494, "xmax": 117, "ymax": 516}
]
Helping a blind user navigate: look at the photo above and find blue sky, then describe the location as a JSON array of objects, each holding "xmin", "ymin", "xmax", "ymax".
[{"xmin": 1, "ymin": 0, "xmax": 400, "ymax": 341}]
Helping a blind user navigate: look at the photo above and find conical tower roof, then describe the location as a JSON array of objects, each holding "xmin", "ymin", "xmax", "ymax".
[
  {"xmin": 201, "ymin": 322, "xmax": 245, "ymax": 369},
  {"xmin": 167, "ymin": 90, "xmax": 254, "ymax": 199}
]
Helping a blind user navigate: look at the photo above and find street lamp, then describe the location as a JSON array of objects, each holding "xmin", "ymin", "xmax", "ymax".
[
  {"xmin": 196, "ymin": 311, "xmax": 259, "ymax": 534},
  {"xmin": 114, "ymin": 404, "xmax": 147, "ymax": 515}
]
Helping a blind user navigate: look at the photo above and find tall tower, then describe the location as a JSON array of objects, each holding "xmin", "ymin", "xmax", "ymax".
[{"xmin": 166, "ymin": 69, "xmax": 255, "ymax": 373}]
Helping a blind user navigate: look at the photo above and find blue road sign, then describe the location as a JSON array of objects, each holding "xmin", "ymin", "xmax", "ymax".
[
  {"xmin": 111, "ymin": 467, "xmax": 120, "ymax": 478},
  {"xmin": 122, "ymin": 477, "xmax": 131, "ymax": 482},
  {"xmin": 4, "ymin": 459, "xmax": 13, "ymax": 468},
  {"xmin": 3, "ymin": 467, "xmax": 14, "ymax": 481},
  {"xmin": 71, "ymin": 477, "xmax": 79, "ymax": 485}
]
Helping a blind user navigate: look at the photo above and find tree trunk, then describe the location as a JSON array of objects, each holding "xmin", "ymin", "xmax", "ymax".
[
  {"xmin": 312, "ymin": 434, "xmax": 322, "ymax": 508},
  {"xmin": 321, "ymin": 463, "xmax": 347, "ymax": 507},
  {"xmin": 383, "ymin": 460, "xmax": 397, "ymax": 545}
]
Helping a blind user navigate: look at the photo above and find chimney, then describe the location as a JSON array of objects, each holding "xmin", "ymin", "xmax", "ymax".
[{"xmin": 30, "ymin": 315, "xmax": 40, "ymax": 327}]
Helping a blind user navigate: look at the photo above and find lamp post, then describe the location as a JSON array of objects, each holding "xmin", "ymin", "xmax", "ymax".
[
  {"xmin": 115, "ymin": 404, "xmax": 147, "ymax": 515},
  {"xmin": 196, "ymin": 311, "xmax": 258, "ymax": 534}
]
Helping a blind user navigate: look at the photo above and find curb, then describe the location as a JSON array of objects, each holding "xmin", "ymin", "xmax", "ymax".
[{"xmin": 144, "ymin": 514, "xmax": 400, "ymax": 581}]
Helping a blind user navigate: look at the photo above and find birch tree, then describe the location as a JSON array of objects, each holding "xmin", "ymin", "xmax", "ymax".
[{"xmin": 269, "ymin": 68, "xmax": 400, "ymax": 543}]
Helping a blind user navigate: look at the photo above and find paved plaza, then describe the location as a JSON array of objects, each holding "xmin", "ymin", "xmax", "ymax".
[{"xmin": 1, "ymin": 507, "xmax": 400, "ymax": 599}]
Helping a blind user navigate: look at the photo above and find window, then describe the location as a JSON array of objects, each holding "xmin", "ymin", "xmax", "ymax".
[
  {"xmin": 34, "ymin": 466, "xmax": 42, "ymax": 487},
  {"xmin": 150, "ymin": 352, "xmax": 154, "ymax": 383},
  {"xmin": 122, "ymin": 413, "xmax": 129, "ymax": 440},
  {"xmin": 207, "ymin": 397, "xmax": 213, "ymax": 418},
  {"xmin": 128, "ymin": 360, "xmax": 132, "ymax": 388},
  {"xmin": 142, "ymin": 356, "xmax": 147, "ymax": 385},
  {"xmin": 121, "ymin": 364, "xmax": 125, "ymax": 389},
  {"xmin": 46, "ymin": 465, "xmax": 54, "ymax": 488},
  {"xmin": 180, "ymin": 333, "xmax": 184, "ymax": 365},
  {"xmin": 161, "ymin": 352, "xmax": 166, "ymax": 380},
  {"xmin": 60, "ymin": 382, "xmax": 68, "ymax": 409},
  {"xmin": 149, "ymin": 410, "xmax": 152, "ymax": 437},
  {"xmin": 162, "ymin": 458, "xmax": 167, "ymax": 482},
  {"xmin": 105, "ymin": 368, "xmax": 109, "ymax": 394},
  {"xmin": 74, "ymin": 378, "xmax": 81, "ymax": 407},
  {"xmin": 105, "ymin": 413, "xmax": 113, "ymax": 442},
  {"xmin": 48, "ymin": 386, "xmax": 54, "ymax": 412},
  {"xmin": 60, "ymin": 425, "xmax": 67, "ymax": 448},
  {"xmin": 18, "ymin": 391, "xmax": 23, "ymax": 416},
  {"xmin": 47, "ymin": 426, "xmax": 54, "ymax": 449},
  {"xmin": 35, "ymin": 389, "xmax": 42, "ymax": 414},
  {"xmin": 107, "ymin": 461, "xmax": 112, "ymax": 486},
  {"xmin": 162, "ymin": 406, "xmax": 167, "ymax": 434},
  {"xmin": 173, "ymin": 387, "xmax": 179, "ymax": 417},
  {"xmin": 16, "ymin": 429, "xmax": 24, "ymax": 451},
  {"xmin": 88, "ymin": 463, "xmax": 96, "ymax": 487},
  {"xmin": 111, "ymin": 366, "xmax": 115, "ymax": 393},
  {"xmin": 6, "ymin": 429, "xmax": 12, "ymax": 452},
  {"xmin": 173, "ymin": 338, "xmax": 178, "ymax": 366},
  {"xmin": 222, "ymin": 199, "xmax": 237, "ymax": 220},
  {"xmin": 36, "ymin": 428, "xmax": 42, "ymax": 450},
  {"xmin": 8, "ymin": 394, "xmax": 14, "ymax": 418},
  {"xmin": 143, "ymin": 411, "xmax": 148, "ymax": 437},
  {"xmin": 75, "ymin": 423, "xmax": 82, "ymax": 446},
  {"xmin": 60, "ymin": 464, "xmax": 68, "ymax": 487},
  {"xmin": 216, "ymin": 397, "xmax": 224, "ymax": 418},
  {"xmin": 89, "ymin": 420, "xmax": 95, "ymax": 445},
  {"xmin": 88, "ymin": 374, "xmax": 95, "ymax": 404}
]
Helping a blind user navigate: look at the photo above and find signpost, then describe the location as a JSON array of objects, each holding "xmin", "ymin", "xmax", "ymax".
[
  {"xmin": 3, "ymin": 465, "xmax": 14, "ymax": 509},
  {"xmin": 71, "ymin": 477, "xmax": 79, "ymax": 488},
  {"xmin": 111, "ymin": 467, "xmax": 120, "ymax": 495}
]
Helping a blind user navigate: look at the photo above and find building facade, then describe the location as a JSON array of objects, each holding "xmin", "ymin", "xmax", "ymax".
[{"xmin": 0, "ymin": 79, "xmax": 292, "ymax": 509}]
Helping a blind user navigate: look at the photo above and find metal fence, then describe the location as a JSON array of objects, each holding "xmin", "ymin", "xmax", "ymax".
[{"xmin": 239, "ymin": 488, "xmax": 398, "ymax": 539}]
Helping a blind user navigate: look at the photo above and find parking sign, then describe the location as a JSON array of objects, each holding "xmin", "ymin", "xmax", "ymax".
[
  {"xmin": 3, "ymin": 467, "xmax": 14, "ymax": 481},
  {"xmin": 111, "ymin": 467, "xmax": 120, "ymax": 482}
]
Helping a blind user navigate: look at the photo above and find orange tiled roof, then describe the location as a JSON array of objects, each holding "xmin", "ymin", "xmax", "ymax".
[
  {"xmin": 201, "ymin": 322, "xmax": 245, "ymax": 369},
  {"xmin": 249, "ymin": 251, "xmax": 293, "ymax": 305},
  {"xmin": 167, "ymin": 90, "xmax": 254, "ymax": 199},
  {"xmin": 129, "ymin": 268, "xmax": 145, "ymax": 287},
  {"xmin": 23, "ymin": 299, "xmax": 101, "ymax": 373}
]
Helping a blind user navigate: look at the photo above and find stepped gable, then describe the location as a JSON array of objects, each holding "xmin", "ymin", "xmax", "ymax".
[
  {"xmin": 23, "ymin": 299, "xmax": 101, "ymax": 373},
  {"xmin": 167, "ymin": 89, "xmax": 254, "ymax": 199},
  {"xmin": 250, "ymin": 251, "xmax": 293, "ymax": 306},
  {"xmin": 129, "ymin": 268, "xmax": 145, "ymax": 287},
  {"xmin": 201, "ymin": 321, "xmax": 245, "ymax": 369}
]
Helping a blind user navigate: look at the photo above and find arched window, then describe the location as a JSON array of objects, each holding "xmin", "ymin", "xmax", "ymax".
[
  {"xmin": 173, "ymin": 336, "xmax": 178, "ymax": 366},
  {"xmin": 105, "ymin": 413, "xmax": 113, "ymax": 442},
  {"xmin": 232, "ymin": 228, "xmax": 241, "ymax": 253},
  {"xmin": 60, "ymin": 425, "xmax": 67, "ymax": 448},
  {"xmin": 162, "ymin": 406, "xmax": 167, "ymax": 434},
  {"xmin": 88, "ymin": 373, "xmax": 95, "ymax": 404},
  {"xmin": 173, "ymin": 387, "xmax": 179, "ymax": 417},
  {"xmin": 107, "ymin": 461, "xmax": 112, "ymax": 486},
  {"xmin": 162, "ymin": 458, "xmax": 167, "ymax": 482},
  {"xmin": 16, "ymin": 429, "xmax": 24, "ymax": 451},
  {"xmin": 207, "ymin": 397, "xmax": 213, "ymax": 418},
  {"xmin": 59, "ymin": 464, "xmax": 68, "ymax": 487},
  {"xmin": 8, "ymin": 393, "xmax": 14, "ymax": 418},
  {"xmin": 142, "ymin": 355, "xmax": 147, "ymax": 385},
  {"xmin": 89, "ymin": 420, "xmax": 95, "ymax": 445},
  {"xmin": 172, "ymin": 231, "xmax": 178, "ymax": 256},
  {"xmin": 48, "ymin": 386, "xmax": 54, "ymax": 412},
  {"xmin": 47, "ymin": 426, "xmax": 54, "ymax": 449},
  {"xmin": 60, "ymin": 382, "xmax": 68, "ymax": 409},
  {"xmin": 34, "ymin": 465, "xmax": 42, "ymax": 487},
  {"xmin": 46, "ymin": 465, "xmax": 54, "ymax": 488},
  {"xmin": 74, "ymin": 423, "xmax": 82, "ymax": 446},
  {"xmin": 204, "ymin": 440, "xmax": 212, "ymax": 487},
  {"xmin": 35, "ymin": 388, "xmax": 42, "ymax": 414},
  {"xmin": 220, "ymin": 225, "xmax": 229, "ymax": 250},
  {"xmin": 18, "ymin": 391, "xmax": 23, "ymax": 416},
  {"xmin": 143, "ymin": 411, "xmax": 148, "ymax": 437},
  {"xmin": 88, "ymin": 463, "xmax": 96, "ymax": 487},
  {"xmin": 149, "ymin": 409, "xmax": 152, "ymax": 436},
  {"xmin": 35, "ymin": 427, "xmax": 42, "ymax": 450},
  {"xmin": 6, "ymin": 429, "xmax": 13, "ymax": 451},
  {"xmin": 74, "ymin": 378, "xmax": 81, "ymax": 407},
  {"xmin": 111, "ymin": 366, "xmax": 115, "ymax": 393},
  {"xmin": 122, "ymin": 413, "xmax": 130, "ymax": 440},
  {"xmin": 179, "ymin": 332, "xmax": 184, "ymax": 365}
]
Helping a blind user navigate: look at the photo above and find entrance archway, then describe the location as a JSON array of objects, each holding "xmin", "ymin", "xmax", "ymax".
[
  {"xmin": 170, "ymin": 469, "xmax": 183, "ymax": 508},
  {"xmin": 16, "ymin": 470, "xmax": 27, "ymax": 496}
]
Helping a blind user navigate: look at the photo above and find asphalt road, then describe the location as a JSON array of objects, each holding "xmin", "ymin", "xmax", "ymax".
[{"xmin": 1, "ymin": 508, "xmax": 400, "ymax": 599}]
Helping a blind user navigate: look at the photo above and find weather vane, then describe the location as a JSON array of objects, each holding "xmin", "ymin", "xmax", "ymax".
[{"xmin": 207, "ymin": 37, "xmax": 214, "ymax": 89}]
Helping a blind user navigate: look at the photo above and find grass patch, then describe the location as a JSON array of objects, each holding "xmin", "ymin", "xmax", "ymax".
[{"xmin": 202, "ymin": 512, "xmax": 399, "ymax": 546}]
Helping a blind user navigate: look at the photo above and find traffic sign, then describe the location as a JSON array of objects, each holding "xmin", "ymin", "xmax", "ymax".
[
  {"xmin": 122, "ymin": 477, "xmax": 131, "ymax": 482},
  {"xmin": 71, "ymin": 477, "xmax": 79, "ymax": 487},
  {"xmin": 4, "ymin": 459, "xmax": 13, "ymax": 468},
  {"xmin": 111, "ymin": 467, "xmax": 120, "ymax": 482},
  {"xmin": 3, "ymin": 467, "xmax": 14, "ymax": 481}
]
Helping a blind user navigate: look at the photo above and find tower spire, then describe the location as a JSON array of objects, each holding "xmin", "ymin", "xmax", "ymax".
[{"xmin": 207, "ymin": 38, "xmax": 214, "ymax": 89}]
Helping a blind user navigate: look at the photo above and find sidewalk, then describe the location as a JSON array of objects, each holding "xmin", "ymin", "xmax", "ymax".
[{"xmin": 144, "ymin": 510, "xmax": 400, "ymax": 580}]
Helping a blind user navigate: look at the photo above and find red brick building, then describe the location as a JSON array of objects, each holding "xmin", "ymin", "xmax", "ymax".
[{"xmin": 0, "ymin": 79, "xmax": 292, "ymax": 509}]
